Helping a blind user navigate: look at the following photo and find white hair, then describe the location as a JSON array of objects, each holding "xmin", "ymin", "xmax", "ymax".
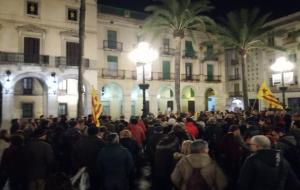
[{"xmin": 251, "ymin": 135, "xmax": 271, "ymax": 150}]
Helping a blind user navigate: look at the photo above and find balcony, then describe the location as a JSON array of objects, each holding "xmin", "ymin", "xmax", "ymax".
[
  {"xmin": 203, "ymin": 52, "xmax": 218, "ymax": 61},
  {"xmin": 103, "ymin": 40, "xmax": 123, "ymax": 51},
  {"xmin": 102, "ymin": 68, "xmax": 125, "ymax": 79},
  {"xmin": 229, "ymin": 75, "xmax": 241, "ymax": 81},
  {"xmin": 229, "ymin": 91, "xmax": 243, "ymax": 97},
  {"xmin": 0, "ymin": 51, "xmax": 49, "ymax": 65},
  {"xmin": 205, "ymin": 75, "xmax": 221, "ymax": 82},
  {"xmin": 181, "ymin": 74, "xmax": 200, "ymax": 82},
  {"xmin": 55, "ymin": 56, "xmax": 90, "ymax": 67},
  {"xmin": 183, "ymin": 50, "xmax": 197, "ymax": 59},
  {"xmin": 152, "ymin": 72, "xmax": 175, "ymax": 81},
  {"xmin": 160, "ymin": 47, "xmax": 175, "ymax": 56},
  {"xmin": 283, "ymin": 36, "xmax": 297, "ymax": 45}
]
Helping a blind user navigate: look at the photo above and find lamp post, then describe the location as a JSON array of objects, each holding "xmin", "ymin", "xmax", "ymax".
[
  {"xmin": 270, "ymin": 57, "xmax": 295, "ymax": 109},
  {"xmin": 129, "ymin": 42, "xmax": 158, "ymax": 118}
]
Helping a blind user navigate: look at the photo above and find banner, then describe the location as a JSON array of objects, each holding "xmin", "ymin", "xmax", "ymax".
[{"xmin": 91, "ymin": 87, "xmax": 102, "ymax": 127}]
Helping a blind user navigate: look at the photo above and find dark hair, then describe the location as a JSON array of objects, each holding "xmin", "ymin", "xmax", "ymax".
[
  {"xmin": 105, "ymin": 132, "xmax": 119, "ymax": 144},
  {"xmin": 272, "ymin": 127, "xmax": 285, "ymax": 134},
  {"xmin": 10, "ymin": 135, "xmax": 24, "ymax": 146},
  {"xmin": 88, "ymin": 126, "xmax": 99, "ymax": 136},
  {"xmin": 0, "ymin": 129, "xmax": 8, "ymax": 139},
  {"xmin": 229, "ymin": 124, "xmax": 240, "ymax": 132},
  {"xmin": 130, "ymin": 116, "xmax": 138, "ymax": 125}
]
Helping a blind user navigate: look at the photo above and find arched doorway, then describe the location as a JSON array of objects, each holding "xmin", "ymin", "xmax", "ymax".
[
  {"xmin": 157, "ymin": 86, "xmax": 174, "ymax": 114},
  {"xmin": 131, "ymin": 85, "xmax": 149, "ymax": 116},
  {"xmin": 101, "ymin": 83, "xmax": 123, "ymax": 119},
  {"xmin": 13, "ymin": 77, "xmax": 48, "ymax": 118},
  {"xmin": 57, "ymin": 79, "xmax": 86, "ymax": 118},
  {"xmin": 182, "ymin": 86, "xmax": 195, "ymax": 114},
  {"xmin": 205, "ymin": 88, "xmax": 216, "ymax": 111}
]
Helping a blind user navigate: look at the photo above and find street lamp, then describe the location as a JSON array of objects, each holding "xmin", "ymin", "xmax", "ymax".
[
  {"xmin": 271, "ymin": 57, "xmax": 295, "ymax": 109},
  {"xmin": 129, "ymin": 42, "xmax": 158, "ymax": 118}
]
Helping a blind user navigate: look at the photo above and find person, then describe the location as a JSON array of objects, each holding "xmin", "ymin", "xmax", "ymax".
[
  {"xmin": 119, "ymin": 129, "xmax": 140, "ymax": 163},
  {"xmin": 97, "ymin": 133, "xmax": 134, "ymax": 190},
  {"xmin": 238, "ymin": 135, "xmax": 300, "ymax": 190},
  {"xmin": 0, "ymin": 129, "xmax": 9, "ymax": 161},
  {"xmin": 72, "ymin": 125, "xmax": 105, "ymax": 190},
  {"xmin": 173, "ymin": 140, "xmax": 193, "ymax": 161},
  {"xmin": 185, "ymin": 117, "xmax": 199, "ymax": 139},
  {"xmin": 171, "ymin": 139, "xmax": 227, "ymax": 190},
  {"xmin": 127, "ymin": 116, "xmax": 145, "ymax": 148},
  {"xmin": 1, "ymin": 135, "xmax": 26, "ymax": 190},
  {"xmin": 219, "ymin": 124, "xmax": 246, "ymax": 189},
  {"xmin": 25, "ymin": 128, "xmax": 54, "ymax": 190}
]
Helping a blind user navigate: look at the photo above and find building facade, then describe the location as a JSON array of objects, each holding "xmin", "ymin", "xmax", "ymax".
[
  {"xmin": 0, "ymin": 0, "xmax": 234, "ymax": 128},
  {"xmin": 225, "ymin": 12, "xmax": 300, "ymax": 112}
]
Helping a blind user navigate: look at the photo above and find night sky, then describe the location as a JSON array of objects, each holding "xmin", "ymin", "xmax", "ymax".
[{"xmin": 100, "ymin": 0, "xmax": 300, "ymax": 20}]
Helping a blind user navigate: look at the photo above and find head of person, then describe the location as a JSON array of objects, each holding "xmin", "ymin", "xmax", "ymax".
[
  {"xmin": 34, "ymin": 127, "xmax": 48, "ymax": 140},
  {"xmin": 87, "ymin": 126, "xmax": 99, "ymax": 136},
  {"xmin": 229, "ymin": 124, "xmax": 241, "ymax": 136},
  {"xmin": 190, "ymin": 139, "xmax": 209, "ymax": 154},
  {"xmin": 249, "ymin": 135, "xmax": 271, "ymax": 152},
  {"xmin": 105, "ymin": 132, "xmax": 119, "ymax": 144},
  {"xmin": 119, "ymin": 129, "xmax": 132, "ymax": 139},
  {"xmin": 180, "ymin": 140, "xmax": 193, "ymax": 155},
  {"xmin": 130, "ymin": 116, "xmax": 138, "ymax": 125},
  {"xmin": 271, "ymin": 127, "xmax": 285, "ymax": 141},
  {"xmin": 10, "ymin": 135, "xmax": 24, "ymax": 146}
]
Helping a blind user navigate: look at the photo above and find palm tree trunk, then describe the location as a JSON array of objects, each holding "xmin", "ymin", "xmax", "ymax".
[
  {"xmin": 241, "ymin": 53, "xmax": 249, "ymax": 109},
  {"xmin": 174, "ymin": 37, "xmax": 182, "ymax": 113},
  {"xmin": 77, "ymin": 0, "xmax": 85, "ymax": 118}
]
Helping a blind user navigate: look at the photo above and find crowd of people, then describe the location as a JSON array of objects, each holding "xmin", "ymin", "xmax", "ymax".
[{"xmin": 0, "ymin": 109, "xmax": 300, "ymax": 190}]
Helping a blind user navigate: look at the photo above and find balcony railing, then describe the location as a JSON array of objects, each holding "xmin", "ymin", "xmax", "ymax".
[
  {"xmin": 102, "ymin": 68, "xmax": 125, "ymax": 79},
  {"xmin": 183, "ymin": 50, "xmax": 197, "ymax": 59},
  {"xmin": 181, "ymin": 74, "xmax": 200, "ymax": 82},
  {"xmin": 229, "ymin": 75, "xmax": 241, "ymax": 80},
  {"xmin": 205, "ymin": 75, "xmax": 221, "ymax": 82},
  {"xmin": 103, "ymin": 40, "xmax": 123, "ymax": 51},
  {"xmin": 160, "ymin": 47, "xmax": 175, "ymax": 56},
  {"xmin": 283, "ymin": 37, "xmax": 297, "ymax": 45},
  {"xmin": 55, "ymin": 56, "xmax": 90, "ymax": 67},
  {"xmin": 203, "ymin": 52, "xmax": 218, "ymax": 61},
  {"xmin": 0, "ymin": 52, "xmax": 49, "ymax": 65},
  {"xmin": 152, "ymin": 72, "xmax": 175, "ymax": 81},
  {"xmin": 229, "ymin": 91, "xmax": 243, "ymax": 97}
]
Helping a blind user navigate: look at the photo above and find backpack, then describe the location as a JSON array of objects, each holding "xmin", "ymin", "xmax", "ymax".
[{"xmin": 185, "ymin": 158, "xmax": 211, "ymax": 190}]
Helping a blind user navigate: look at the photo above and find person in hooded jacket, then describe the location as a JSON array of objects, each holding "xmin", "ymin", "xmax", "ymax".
[
  {"xmin": 171, "ymin": 139, "xmax": 227, "ymax": 190},
  {"xmin": 238, "ymin": 135, "xmax": 300, "ymax": 190}
]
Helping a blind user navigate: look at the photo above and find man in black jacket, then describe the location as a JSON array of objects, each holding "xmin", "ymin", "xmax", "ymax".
[
  {"xmin": 238, "ymin": 135, "xmax": 300, "ymax": 190},
  {"xmin": 72, "ymin": 126, "xmax": 105, "ymax": 190},
  {"xmin": 26, "ymin": 128, "xmax": 54, "ymax": 190},
  {"xmin": 97, "ymin": 133, "xmax": 134, "ymax": 190}
]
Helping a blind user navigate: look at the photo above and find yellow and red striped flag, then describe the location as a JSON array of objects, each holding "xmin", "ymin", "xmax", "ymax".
[
  {"xmin": 91, "ymin": 86, "xmax": 102, "ymax": 127},
  {"xmin": 256, "ymin": 82, "xmax": 283, "ymax": 110}
]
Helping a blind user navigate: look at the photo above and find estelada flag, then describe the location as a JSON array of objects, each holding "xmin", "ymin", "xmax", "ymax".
[
  {"xmin": 256, "ymin": 82, "xmax": 283, "ymax": 110},
  {"xmin": 91, "ymin": 86, "xmax": 102, "ymax": 127}
]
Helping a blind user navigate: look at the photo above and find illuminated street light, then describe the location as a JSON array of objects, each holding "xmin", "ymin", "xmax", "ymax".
[
  {"xmin": 129, "ymin": 42, "xmax": 158, "ymax": 118},
  {"xmin": 270, "ymin": 56, "xmax": 295, "ymax": 109}
]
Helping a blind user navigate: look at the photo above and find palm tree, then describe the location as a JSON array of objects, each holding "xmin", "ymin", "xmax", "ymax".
[
  {"xmin": 144, "ymin": 0, "xmax": 214, "ymax": 113},
  {"xmin": 77, "ymin": 0, "xmax": 86, "ymax": 118},
  {"xmin": 214, "ymin": 8, "xmax": 271, "ymax": 109}
]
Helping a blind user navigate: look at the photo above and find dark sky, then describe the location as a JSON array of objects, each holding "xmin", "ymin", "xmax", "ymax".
[{"xmin": 100, "ymin": 0, "xmax": 300, "ymax": 20}]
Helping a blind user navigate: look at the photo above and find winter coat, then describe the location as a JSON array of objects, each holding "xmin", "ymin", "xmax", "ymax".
[
  {"xmin": 1, "ymin": 145, "xmax": 26, "ymax": 179},
  {"xmin": 127, "ymin": 124, "xmax": 145, "ymax": 147},
  {"xmin": 171, "ymin": 153, "xmax": 227, "ymax": 190},
  {"xmin": 238, "ymin": 149, "xmax": 300, "ymax": 190},
  {"xmin": 25, "ymin": 139, "xmax": 54, "ymax": 180},
  {"xmin": 72, "ymin": 136, "xmax": 105, "ymax": 174},
  {"xmin": 185, "ymin": 122, "xmax": 199, "ymax": 139},
  {"xmin": 97, "ymin": 143, "xmax": 134, "ymax": 190},
  {"xmin": 120, "ymin": 137, "xmax": 140, "ymax": 162}
]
